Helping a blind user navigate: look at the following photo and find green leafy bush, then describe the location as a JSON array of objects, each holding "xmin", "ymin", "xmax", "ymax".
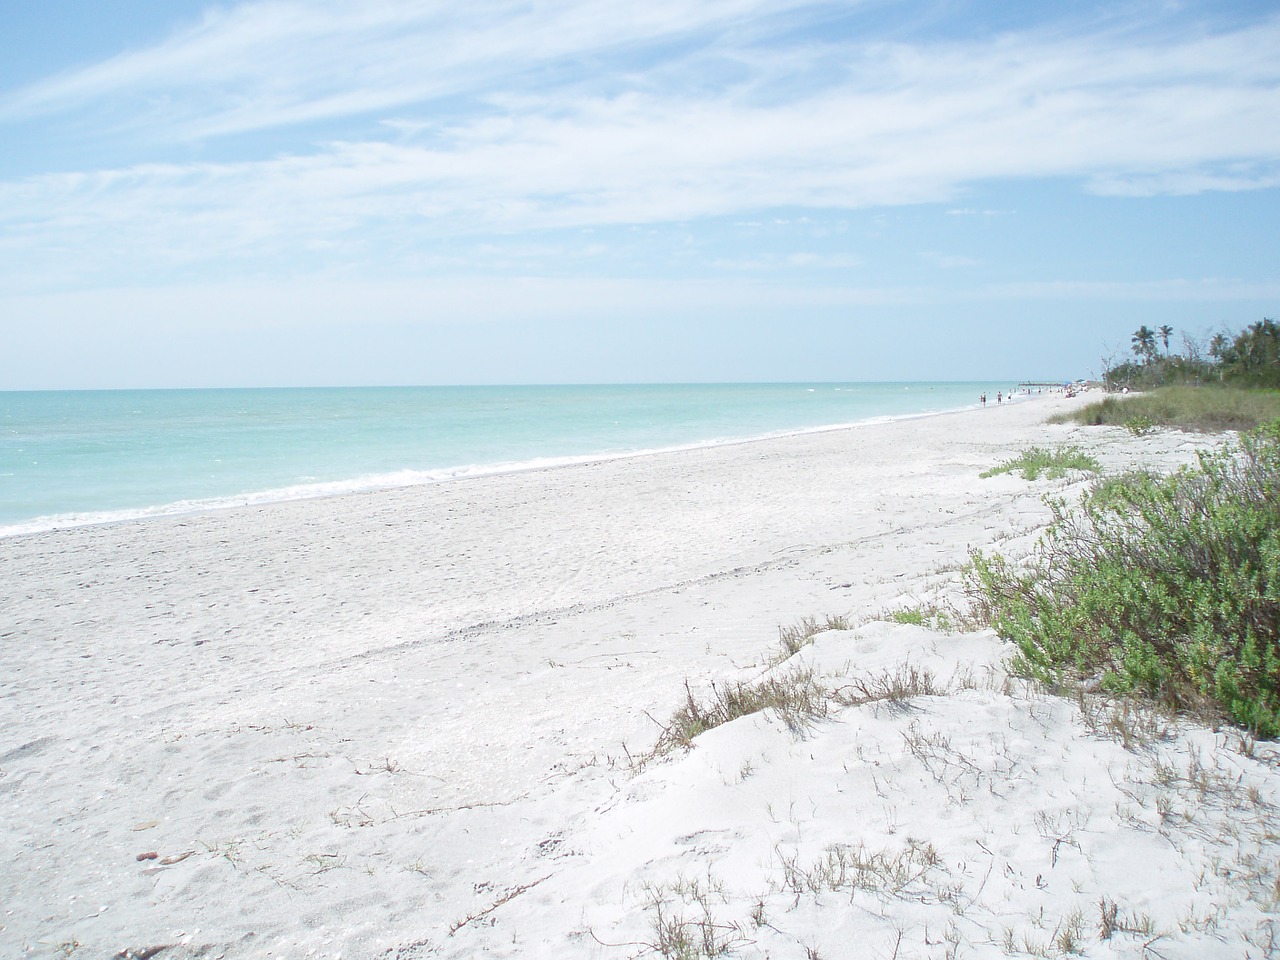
[{"xmin": 966, "ymin": 422, "xmax": 1280, "ymax": 736}]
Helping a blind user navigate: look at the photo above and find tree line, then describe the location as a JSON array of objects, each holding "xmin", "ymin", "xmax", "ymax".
[{"xmin": 1107, "ymin": 318, "xmax": 1280, "ymax": 390}]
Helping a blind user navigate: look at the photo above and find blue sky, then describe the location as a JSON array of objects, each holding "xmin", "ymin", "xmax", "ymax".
[{"xmin": 1, "ymin": 0, "xmax": 1277, "ymax": 388}]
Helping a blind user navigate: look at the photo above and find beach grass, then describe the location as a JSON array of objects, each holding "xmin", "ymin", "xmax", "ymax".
[
  {"xmin": 979, "ymin": 445, "xmax": 1102, "ymax": 481},
  {"xmin": 1052, "ymin": 384, "xmax": 1280, "ymax": 432},
  {"xmin": 642, "ymin": 618, "xmax": 944, "ymax": 763},
  {"xmin": 965, "ymin": 421, "xmax": 1280, "ymax": 736},
  {"xmin": 774, "ymin": 613, "xmax": 851, "ymax": 661},
  {"xmin": 637, "ymin": 876, "xmax": 749, "ymax": 959},
  {"xmin": 653, "ymin": 669, "xmax": 832, "ymax": 756},
  {"xmin": 645, "ymin": 666, "xmax": 944, "ymax": 763}
]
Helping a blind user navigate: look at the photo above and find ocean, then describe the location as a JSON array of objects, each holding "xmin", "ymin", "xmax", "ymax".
[{"xmin": 0, "ymin": 382, "xmax": 1022, "ymax": 535}]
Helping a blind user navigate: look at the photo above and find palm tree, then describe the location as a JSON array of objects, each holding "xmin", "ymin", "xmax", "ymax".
[
  {"xmin": 1158, "ymin": 324, "xmax": 1174, "ymax": 355},
  {"xmin": 1131, "ymin": 325, "xmax": 1157, "ymax": 363}
]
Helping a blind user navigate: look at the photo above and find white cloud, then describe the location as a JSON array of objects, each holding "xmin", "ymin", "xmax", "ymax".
[{"xmin": 1, "ymin": 3, "xmax": 1279, "ymax": 290}]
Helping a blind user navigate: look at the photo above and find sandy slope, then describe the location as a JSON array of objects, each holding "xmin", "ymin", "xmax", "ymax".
[{"xmin": 3, "ymin": 395, "xmax": 1276, "ymax": 959}]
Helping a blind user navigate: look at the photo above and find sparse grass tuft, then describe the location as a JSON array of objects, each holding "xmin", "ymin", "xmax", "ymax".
[
  {"xmin": 1054, "ymin": 909, "xmax": 1086, "ymax": 955},
  {"xmin": 640, "ymin": 664, "xmax": 944, "ymax": 765},
  {"xmin": 653, "ymin": 668, "xmax": 830, "ymax": 756},
  {"xmin": 1075, "ymin": 690, "xmax": 1171, "ymax": 751},
  {"xmin": 831, "ymin": 666, "xmax": 942, "ymax": 710},
  {"xmin": 1097, "ymin": 897, "xmax": 1163, "ymax": 941},
  {"xmin": 638, "ymin": 877, "xmax": 747, "ymax": 959},
  {"xmin": 775, "ymin": 839, "xmax": 943, "ymax": 902},
  {"xmin": 775, "ymin": 614, "xmax": 851, "ymax": 661},
  {"xmin": 980, "ymin": 446, "xmax": 1102, "ymax": 481}
]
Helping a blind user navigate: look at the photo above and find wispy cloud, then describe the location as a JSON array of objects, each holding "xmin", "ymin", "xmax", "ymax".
[
  {"xmin": 1, "ymin": 2, "xmax": 1278, "ymax": 291},
  {"xmin": 0, "ymin": 0, "xmax": 814, "ymax": 139},
  {"xmin": 1088, "ymin": 166, "xmax": 1280, "ymax": 197}
]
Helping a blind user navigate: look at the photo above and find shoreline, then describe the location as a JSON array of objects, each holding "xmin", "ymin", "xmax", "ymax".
[
  {"xmin": 7, "ymin": 393, "xmax": 1269, "ymax": 960},
  {"xmin": 0, "ymin": 392, "xmax": 1034, "ymax": 540}
]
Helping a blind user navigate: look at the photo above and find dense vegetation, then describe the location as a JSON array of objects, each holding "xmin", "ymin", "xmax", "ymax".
[
  {"xmin": 1057, "ymin": 319, "xmax": 1280, "ymax": 432},
  {"xmin": 1105, "ymin": 318, "xmax": 1280, "ymax": 392},
  {"xmin": 967, "ymin": 422, "xmax": 1280, "ymax": 737},
  {"xmin": 1055, "ymin": 385, "xmax": 1280, "ymax": 433}
]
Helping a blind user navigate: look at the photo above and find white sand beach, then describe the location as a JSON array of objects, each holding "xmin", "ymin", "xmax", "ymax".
[{"xmin": 3, "ymin": 396, "xmax": 1278, "ymax": 959}]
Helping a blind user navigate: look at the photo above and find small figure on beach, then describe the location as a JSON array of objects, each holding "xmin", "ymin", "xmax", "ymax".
[
  {"xmin": 980, "ymin": 394, "xmax": 986, "ymax": 407},
  {"xmin": 997, "ymin": 391, "xmax": 1003, "ymax": 404}
]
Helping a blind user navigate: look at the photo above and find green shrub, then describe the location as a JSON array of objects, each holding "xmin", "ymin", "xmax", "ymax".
[
  {"xmin": 965, "ymin": 422, "xmax": 1280, "ymax": 736},
  {"xmin": 890, "ymin": 608, "xmax": 926, "ymax": 626},
  {"xmin": 1124, "ymin": 415, "xmax": 1156, "ymax": 436},
  {"xmin": 980, "ymin": 446, "xmax": 1102, "ymax": 481}
]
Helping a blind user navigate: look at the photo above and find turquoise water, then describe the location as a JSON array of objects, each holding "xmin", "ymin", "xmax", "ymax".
[{"xmin": 0, "ymin": 382, "xmax": 1018, "ymax": 534}]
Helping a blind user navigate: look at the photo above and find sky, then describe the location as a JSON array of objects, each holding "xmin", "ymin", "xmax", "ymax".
[{"xmin": 1, "ymin": 0, "xmax": 1278, "ymax": 388}]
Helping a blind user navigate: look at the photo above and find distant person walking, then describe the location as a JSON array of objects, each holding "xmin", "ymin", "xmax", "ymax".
[
  {"xmin": 980, "ymin": 394, "xmax": 986, "ymax": 407},
  {"xmin": 997, "ymin": 391, "xmax": 1003, "ymax": 404}
]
